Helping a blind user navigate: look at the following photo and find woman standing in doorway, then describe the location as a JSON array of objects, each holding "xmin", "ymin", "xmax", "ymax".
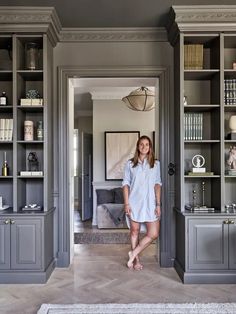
[{"xmin": 122, "ymin": 135, "xmax": 162, "ymax": 270}]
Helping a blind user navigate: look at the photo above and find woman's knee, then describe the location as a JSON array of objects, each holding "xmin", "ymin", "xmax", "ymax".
[
  {"xmin": 147, "ymin": 230, "xmax": 159, "ymax": 240},
  {"xmin": 130, "ymin": 227, "xmax": 140, "ymax": 237}
]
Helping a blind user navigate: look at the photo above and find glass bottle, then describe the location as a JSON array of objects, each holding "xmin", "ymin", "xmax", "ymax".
[
  {"xmin": 2, "ymin": 151, "xmax": 9, "ymax": 176},
  {"xmin": 36, "ymin": 121, "xmax": 43, "ymax": 141},
  {"xmin": 0, "ymin": 92, "xmax": 7, "ymax": 106},
  {"xmin": 25, "ymin": 42, "xmax": 39, "ymax": 70}
]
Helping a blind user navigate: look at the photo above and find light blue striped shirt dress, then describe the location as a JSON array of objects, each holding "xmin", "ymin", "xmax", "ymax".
[{"xmin": 122, "ymin": 158, "xmax": 162, "ymax": 224}]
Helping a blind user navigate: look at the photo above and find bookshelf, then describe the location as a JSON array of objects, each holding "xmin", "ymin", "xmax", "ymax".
[
  {"xmin": 169, "ymin": 5, "xmax": 236, "ymax": 284},
  {"xmin": 0, "ymin": 33, "xmax": 54, "ymax": 283}
]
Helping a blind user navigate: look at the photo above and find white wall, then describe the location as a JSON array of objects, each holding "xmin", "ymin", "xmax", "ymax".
[{"xmin": 93, "ymin": 99, "xmax": 155, "ymax": 183}]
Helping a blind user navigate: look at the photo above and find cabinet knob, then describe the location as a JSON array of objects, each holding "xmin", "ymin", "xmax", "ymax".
[
  {"xmin": 229, "ymin": 219, "xmax": 235, "ymax": 224},
  {"xmin": 4, "ymin": 219, "xmax": 11, "ymax": 224},
  {"xmin": 223, "ymin": 219, "xmax": 229, "ymax": 224},
  {"xmin": 10, "ymin": 219, "xmax": 15, "ymax": 224}
]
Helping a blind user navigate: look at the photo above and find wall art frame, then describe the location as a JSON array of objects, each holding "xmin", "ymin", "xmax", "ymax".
[{"xmin": 105, "ymin": 131, "xmax": 140, "ymax": 180}]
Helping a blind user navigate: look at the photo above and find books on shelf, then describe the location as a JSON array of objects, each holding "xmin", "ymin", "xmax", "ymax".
[
  {"xmin": 184, "ymin": 44, "xmax": 203, "ymax": 70},
  {"xmin": 224, "ymin": 79, "xmax": 236, "ymax": 105},
  {"xmin": 185, "ymin": 204, "xmax": 215, "ymax": 212},
  {"xmin": 184, "ymin": 113, "xmax": 203, "ymax": 140},
  {"xmin": 0, "ymin": 118, "xmax": 13, "ymax": 141},
  {"xmin": 227, "ymin": 169, "xmax": 236, "ymax": 176},
  {"xmin": 20, "ymin": 98, "xmax": 43, "ymax": 106},
  {"xmin": 188, "ymin": 171, "xmax": 214, "ymax": 176},
  {"xmin": 20, "ymin": 171, "xmax": 43, "ymax": 176}
]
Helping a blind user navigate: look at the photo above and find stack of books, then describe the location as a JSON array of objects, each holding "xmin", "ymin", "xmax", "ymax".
[
  {"xmin": 184, "ymin": 44, "xmax": 204, "ymax": 70},
  {"xmin": 228, "ymin": 169, "xmax": 236, "ymax": 176},
  {"xmin": 184, "ymin": 113, "xmax": 203, "ymax": 140},
  {"xmin": 224, "ymin": 79, "xmax": 236, "ymax": 105},
  {"xmin": 0, "ymin": 118, "xmax": 13, "ymax": 141}
]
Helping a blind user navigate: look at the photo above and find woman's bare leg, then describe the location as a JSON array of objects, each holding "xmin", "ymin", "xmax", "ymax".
[
  {"xmin": 127, "ymin": 220, "xmax": 160, "ymax": 268},
  {"xmin": 129, "ymin": 220, "xmax": 143, "ymax": 270}
]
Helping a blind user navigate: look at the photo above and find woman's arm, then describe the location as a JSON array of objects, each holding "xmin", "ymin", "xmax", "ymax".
[
  {"xmin": 154, "ymin": 183, "xmax": 161, "ymax": 217},
  {"xmin": 123, "ymin": 185, "xmax": 131, "ymax": 215}
]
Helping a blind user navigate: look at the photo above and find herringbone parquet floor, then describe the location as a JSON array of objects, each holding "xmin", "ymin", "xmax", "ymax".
[{"xmin": 1, "ymin": 244, "xmax": 236, "ymax": 314}]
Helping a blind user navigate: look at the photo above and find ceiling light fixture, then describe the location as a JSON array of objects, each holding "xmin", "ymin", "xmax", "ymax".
[{"xmin": 122, "ymin": 86, "xmax": 155, "ymax": 111}]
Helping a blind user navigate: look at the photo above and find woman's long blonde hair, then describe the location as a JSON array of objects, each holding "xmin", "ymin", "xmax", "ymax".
[{"xmin": 131, "ymin": 135, "xmax": 155, "ymax": 168}]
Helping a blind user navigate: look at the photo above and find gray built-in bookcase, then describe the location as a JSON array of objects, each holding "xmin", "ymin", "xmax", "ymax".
[
  {"xmin": 0, "ymin": 32, "xmax": 55, "ymax": 283},
  {"xmin": 168, "ymin": 6, "xmax": 236, "ymax": 284}
]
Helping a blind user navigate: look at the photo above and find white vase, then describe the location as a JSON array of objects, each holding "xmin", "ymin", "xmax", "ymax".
[
  {"xmin": 24, "ymin": 120, "xmax": 34, "ymax": 141},
  {"xmin": 229, "ymin": 115, "xmax": 236, "ymax": 133}
]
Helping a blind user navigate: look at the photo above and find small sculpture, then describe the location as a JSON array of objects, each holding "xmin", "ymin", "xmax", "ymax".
[
  {"xmin": 227, "ymin": 146, "xmax": 236, "ymax": 170},
  {"xmin": 28, "ymin": 152, "xmax": 39, "ymax": 171}
]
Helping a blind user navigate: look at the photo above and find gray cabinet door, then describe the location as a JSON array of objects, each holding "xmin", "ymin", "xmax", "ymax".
[
  {"xmin": 229, "ymin": 222, "xmax": 236, "ymax": 270},
  {"xmin": 188, "ymin": 219, "xmax": 228, "ymax": 270},
  {"xmin": 0, "ymin": 220, "xmax": 10, "ymax": 270},
  {"xmin": 10, "ymin": 218, "xmax": 42, "ymax": 270}
]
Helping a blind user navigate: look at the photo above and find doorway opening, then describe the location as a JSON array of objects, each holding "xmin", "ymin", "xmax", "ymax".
[
  {"xmin": 57, "ymin": 65, "xmax": 172, "ymax": 268},
  {"xmin": 70, "ymin": 77, "xmax": 159, "ymax": 248}
]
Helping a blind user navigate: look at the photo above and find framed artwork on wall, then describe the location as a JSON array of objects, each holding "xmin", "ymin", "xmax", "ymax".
[{"xmin": 105, "ymin": 131, "xmax": 140, "ymax": 180}]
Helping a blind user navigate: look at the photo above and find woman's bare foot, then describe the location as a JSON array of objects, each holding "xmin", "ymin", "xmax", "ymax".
[
  {"xmin": 127, "ymin": 251, "xmax": 135, "ymax": 269},
  {"xmin": 133, "ymin": 258, "xmax": 143, "ymax": 271}
]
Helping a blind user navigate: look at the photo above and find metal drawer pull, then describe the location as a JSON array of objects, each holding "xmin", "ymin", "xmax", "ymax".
[
  {"xmin": 223, "ymin": 219, "xmax": 229, "ymax": 224},
  {"xmin": 10, "ymin": 219, "xmax": 15, "ymax": 224},
  {"xmin": 229, "ymin": 220, "xmax": 235, "ymax": 224},
  {"xmin": 4, "ymin": 219, "xmax": 11, "ymax": 224}
]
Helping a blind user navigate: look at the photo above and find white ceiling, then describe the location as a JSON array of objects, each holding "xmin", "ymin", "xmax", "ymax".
[{"xmin": 71, "ymin": 77, "xmax": 157, "ymax": 116}]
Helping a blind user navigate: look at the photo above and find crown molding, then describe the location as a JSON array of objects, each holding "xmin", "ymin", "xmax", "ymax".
[
  {"xmin": 0, "ymin": 6, "xmax": 61, "ymax": 46},
  {"xmin": 59, "ymin": 27, "xmax": 167, "ymax": 42},
  {"xmin": 167, "ymin": 5, "xmax": 236, "ymax": 45}
]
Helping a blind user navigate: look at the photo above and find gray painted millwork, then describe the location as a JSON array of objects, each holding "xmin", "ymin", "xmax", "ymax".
[
  {"xmin": 56, "ymin": 66, "xmax": 175, "ymax": 268},
  {"xmin": 169, "ymin": 6, "xmax": 236, "ymax": 284},
  {"xmin": 0, "ymin": 209, "xmax": 55, "ymax": 283},
  {"xmin": 175, "ymin": 210, "xmax": 236, "ymax": 284},
  {"xmin": 0, "ymin": 11, "xmax": 56, "ymax": 283}
]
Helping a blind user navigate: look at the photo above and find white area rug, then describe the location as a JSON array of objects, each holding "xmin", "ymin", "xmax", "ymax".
[{"xmin": 37, "ymin": 303, "xmax": 236, "ymax": 314}]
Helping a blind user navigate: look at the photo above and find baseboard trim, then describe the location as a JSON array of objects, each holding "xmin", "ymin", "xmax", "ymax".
[
  {"xmin": 0, "ymin": 259, "xmax": 56, "ymax": 284},
  {"xmin": 174, "ymin": 259, "xmax": 236, "ymax": 284}
]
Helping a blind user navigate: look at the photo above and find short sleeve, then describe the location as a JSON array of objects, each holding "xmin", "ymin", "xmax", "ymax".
[
  {"xmin": 122, "ymin": 160, "xmax": 131, "ymax": 187},
  {"xmin": 155, "ymin": 160, "xmax": 162, "ymax": 186}
]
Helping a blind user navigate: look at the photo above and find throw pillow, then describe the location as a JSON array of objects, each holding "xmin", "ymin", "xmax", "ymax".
[{"xmin": 96, "ymin": 189, "xmax": 114, "ymax": 205}]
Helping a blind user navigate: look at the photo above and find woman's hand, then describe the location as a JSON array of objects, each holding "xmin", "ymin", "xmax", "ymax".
[
  {"xmin": 155, "ymin": 205, "xmax": 161, "ymax": 218},
  {"xmin": 124, "ymin": 204, "xmax": 131, "ymax": 216}
]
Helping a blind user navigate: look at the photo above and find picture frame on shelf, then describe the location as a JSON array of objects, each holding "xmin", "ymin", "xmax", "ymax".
[{"xmin": 104, "ymin": 131, "xmax": 140, "ymax": 180}]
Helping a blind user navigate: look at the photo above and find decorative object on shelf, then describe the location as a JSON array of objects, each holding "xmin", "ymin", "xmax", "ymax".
[
  {"xmin": 191, "ymin": 154, "xmax": 206, "ymax": 173},
  {"xmin": 27, "ymin": 152, "xmax": 39, "ymax": 171},
  {"xmin": 22, "ymin": 203, "xmax": 41, "ymax": 211},
  {"xmin": 227, "ymin": 146, "xmax": 236, "ymax": 175},
  {"xmin": 122, "ymin": 87, "xmax": 155, "ymax": 111},
  {"xmin": 233, "ymin": 62, "xmax": 236, "ymax": 70},
  {"xmin": 25, "ymin": 42, "xmax": 40, "ymax": 70},
  {"xmin": 2, "ymin": 151, "xmax": 9, "ymax": 176},
  {"xmin": 36, "ymin": 121, "xmax": 43, "ymax": 141},
  {"xmin": 21, "ymin": 89, "xmax": 43, "ymax": 106},
  {"xmin": 24, "ymin": 120, "xmax": 34, "ymax": 141},
  {"xmin": 26, "ymin": 89, "xmax": 40, "ymax": 99},
  {"xmin": 0, "ymin": 196, "xmax": 9, "ymax": 211},
  {"xmin": 186, "ymin": 181, "xmax": 215, "ymax": 212},
  {"xmin": 0, "ymin": 91, "xmax": 7, "ymax": 105},
  {"xmin": 229, "ymin": 115, "xmax": 236, "ymax": 140},
  {"xmin": 183, "ymin": 95, "xmax": 188, "ymax": 106},
  {"xmin": 225, "ymin": 203, "xmax": 236, "ymax": 213}
]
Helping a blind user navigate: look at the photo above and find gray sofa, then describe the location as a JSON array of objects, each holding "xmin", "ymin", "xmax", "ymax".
[{"xmin": 96, "ymin": 188, "xmax": 128, "ymax": 229}]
